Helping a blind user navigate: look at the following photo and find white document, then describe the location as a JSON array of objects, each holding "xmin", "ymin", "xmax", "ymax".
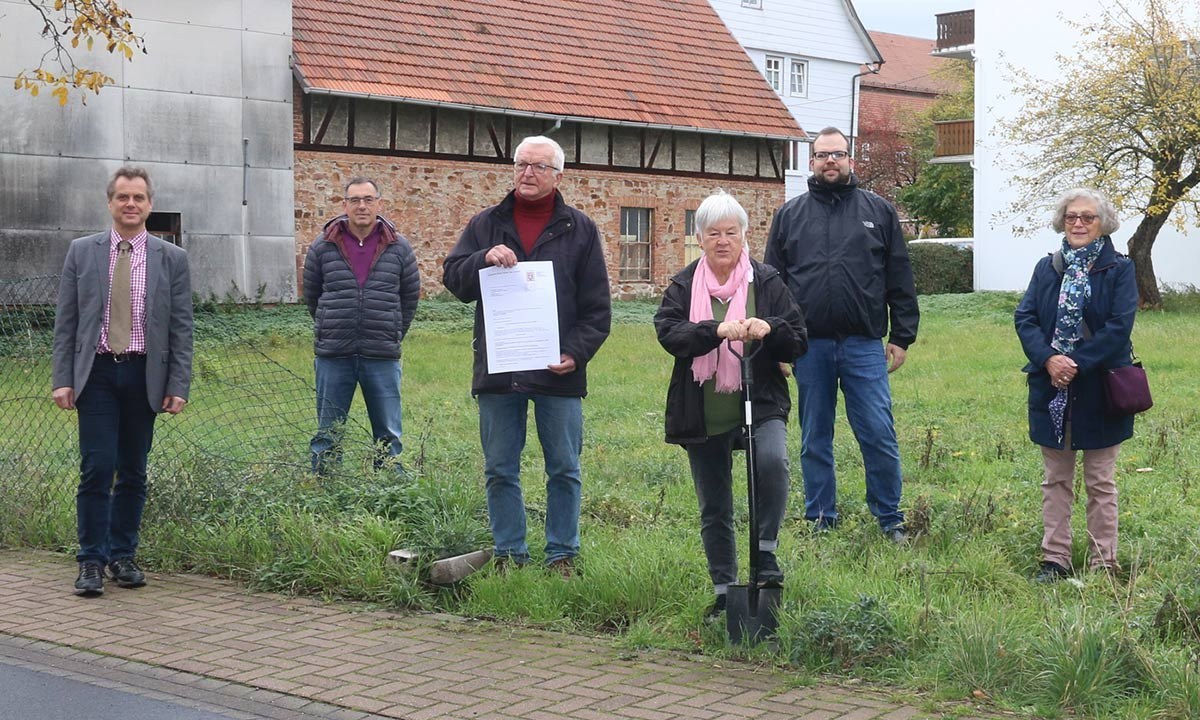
[{"xmin": 479, "ymin": 261, "xmax": 560, "ymax": 374}]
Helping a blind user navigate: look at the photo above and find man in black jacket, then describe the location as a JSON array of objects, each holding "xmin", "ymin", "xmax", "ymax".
[
  {"xmin": 764, "ymin": 127, "xmax": 919, "ymax": 543},
  {"xmin": 303, "ymin": 177, "xmax": 420, "ymax": 476},
  {"xmin": 442, "ymin": 136, "xmax": 611, "ymax": 577}
]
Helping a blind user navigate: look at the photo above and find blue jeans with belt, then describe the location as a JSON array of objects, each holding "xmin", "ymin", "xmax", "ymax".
[
  {"xmin": 75, "ymin": 354, "xmax": 157, "ymax": 564},
  {"xmin": 793, "ymin": 336, "xmax": 905, "ymax": 532},
  {"xmin": 477, "ymin": 392, "xmax": 583, "ymax": 564}
]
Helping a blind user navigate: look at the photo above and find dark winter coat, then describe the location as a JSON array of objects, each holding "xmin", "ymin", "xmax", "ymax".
[
  {"xmin": 1014, "ymin": 239, "xmax": 1137, "ymax": 449},
  {"xmin": 441, "ymin": 190, "xmax": 611, "ymax": 397},
  {"xmin": 764, "ymin": 174, "xmax": 919, "ymax": 348},
  {"xmin": 303, "ymin": 215, "xmax": 420, "ymax": 359},
  {"xmin": 655, "ymin": 259, "xmax": 808, "ymax": 445}
]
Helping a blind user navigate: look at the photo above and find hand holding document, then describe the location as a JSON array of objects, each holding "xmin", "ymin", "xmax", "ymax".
[{"xmin": 479, "ymin": 261, "xmax": 560, "ymax": 374}]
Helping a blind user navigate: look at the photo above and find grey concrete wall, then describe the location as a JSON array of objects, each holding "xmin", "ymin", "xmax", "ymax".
[{"xmin": 0, "ymin": 0, "xmax": 296, "ymax": 301}]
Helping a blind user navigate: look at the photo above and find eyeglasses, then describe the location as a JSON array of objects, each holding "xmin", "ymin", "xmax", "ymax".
[
  {"xmin": 1064, "ymin": 213, "xmax": 1098, "ymax": 226},
  {"xmin": 813, "ymin": 151, "xmax": 849, "ymax": 161},
  {"xmin": 345, "ymin": 196, "xmax": 379, "ymax": 206},
  {"xmin": 514, "ymin": 161, "xmax": 560, "ymax": 175}
]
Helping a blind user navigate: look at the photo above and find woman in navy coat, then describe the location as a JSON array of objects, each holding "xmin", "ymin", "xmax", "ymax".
[{"xmin": 1014, "ymin": 188, "xmax": 1138, "ymax": 583}]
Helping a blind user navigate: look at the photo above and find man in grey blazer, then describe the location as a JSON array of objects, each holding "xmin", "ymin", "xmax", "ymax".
[{"xmin": 52, "ymin": 166, "xmax": 193, "ymax": 597}]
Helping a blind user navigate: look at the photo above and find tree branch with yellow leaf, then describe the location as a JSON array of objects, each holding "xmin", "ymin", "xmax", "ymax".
[{"xmin": 13, "ymin": 0, "xmax": 146, "ymax": 105}]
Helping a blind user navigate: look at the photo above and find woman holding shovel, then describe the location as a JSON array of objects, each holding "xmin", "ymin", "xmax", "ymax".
[{"xmin": 654, "ymin": 190, "xmax": 807, "ymax": 617}]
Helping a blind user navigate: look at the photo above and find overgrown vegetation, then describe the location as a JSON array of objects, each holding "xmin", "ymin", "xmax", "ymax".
[{"xmin": 4, "ymin": 293, "xmax": 1200, "ymax": 718}]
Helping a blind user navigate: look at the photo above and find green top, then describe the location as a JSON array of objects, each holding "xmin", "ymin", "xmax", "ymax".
[{"xmin": 702, "ymin": 282, "xmax": 756, "ymax": 437}]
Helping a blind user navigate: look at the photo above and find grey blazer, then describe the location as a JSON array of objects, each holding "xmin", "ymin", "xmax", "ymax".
[{"xmin": 52, "ymin": 231, "xmax": 194, "ymax": 413}]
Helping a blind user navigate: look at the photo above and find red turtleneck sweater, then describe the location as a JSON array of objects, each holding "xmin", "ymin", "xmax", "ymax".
[{"xmin": 513, "ymin": 192, "xmax": 555, "ymax": 255}]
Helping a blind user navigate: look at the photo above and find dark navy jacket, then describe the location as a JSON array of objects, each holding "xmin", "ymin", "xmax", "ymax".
[
  {"xmin": 441, "ymin": 190, "xmax": 611, "ymax": 398},
  {"xmin": 303, "ymin": 215, "xmax": 420, "ymax": 359},
  {"xmin": 1014, "ymin": 239, "xmax": 1137, "ymax": 449},
  {"xmin": 655, "ymin": 259, "xmax": 808, "ymax": 445}
]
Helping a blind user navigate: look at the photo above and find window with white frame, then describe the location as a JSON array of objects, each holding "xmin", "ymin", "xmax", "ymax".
[
  {"xmin": 683, "ymin": 210, "xmax": 701, "ymax": 267},
  {"xmin": 619, "ymin": 207, "xmax": 652, "ymax": 281},
  {"xmin": 785, "ymin": 140, "xmax": 805, "ymax": 172},
  {"xmin": 764, "ymin": 56, "xmax": 783, "ymax": 93},
  {"xmin": 789, "ymin": 59, "xmax": 808, "ymax": 97}
]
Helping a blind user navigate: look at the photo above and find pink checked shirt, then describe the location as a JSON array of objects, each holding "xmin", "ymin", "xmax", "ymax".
[{"xmin": 98, "ymin": 228, "xmax": 148, "ymax": 354}]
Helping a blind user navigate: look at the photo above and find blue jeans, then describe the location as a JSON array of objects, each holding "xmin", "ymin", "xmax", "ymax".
[
  {"xmin": 793, "ymin": 336, "xmax": 904, "ymax": 531},
  {"xmin": 477, "ymin": 393, "xmax": 583, "ymax": 564},
  {"xmin": 685, "ymin": 419, "xmax": 790, "ymax": 592},
  {"xmin": 75, "ymin": 354, "xmax": 158, "ymax": 564},
  {"xmin": 311, "ymin": 356, "xmax": 403, "ymax": 474}
]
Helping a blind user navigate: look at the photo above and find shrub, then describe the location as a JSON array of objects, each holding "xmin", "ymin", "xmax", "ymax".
[
  {"xmin": 908, "ymin": 242, "xmax": 973, "ymax": 295},
  {"xmin": 778, "ymin": 595, "xmax": 904, "ymax": 670}
]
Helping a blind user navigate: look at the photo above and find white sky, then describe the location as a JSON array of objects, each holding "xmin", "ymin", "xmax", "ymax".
[{"xmin": 849, "ymin": 0, "xmax": 974, "ymax": 38}]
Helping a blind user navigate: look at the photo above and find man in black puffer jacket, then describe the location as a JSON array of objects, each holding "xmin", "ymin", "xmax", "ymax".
[{"xmin": 303, "ymin": 177, "xmax": 420, "ymax": 475}]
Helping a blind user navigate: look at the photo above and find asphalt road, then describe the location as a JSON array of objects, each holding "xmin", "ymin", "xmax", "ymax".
[
  {"xmin": 0, "ymin": 662, "xmax": 239, "ymax": 720},
  {"xmin": 0, "ymin": 634, "xmax": 376, "ymax": 720}
]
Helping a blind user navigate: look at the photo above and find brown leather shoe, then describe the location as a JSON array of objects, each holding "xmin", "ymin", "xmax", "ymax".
[{"xmin": 546, "ymin": 556, "xmax": 575, "ymax": 579}]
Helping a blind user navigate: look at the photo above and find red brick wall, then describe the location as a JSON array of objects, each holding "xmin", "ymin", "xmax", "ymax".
[{"xmin": 294, "ymin": 150, "xmax": 785, "ymax": 298}]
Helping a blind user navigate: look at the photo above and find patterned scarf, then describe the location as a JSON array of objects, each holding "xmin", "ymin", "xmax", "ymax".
[
  {"xmin": 690, "ymin": 248, "xmax": 752, "ymax": 393},
  {"xmin": 1048, "ymin": 236, "xmax": 1106, "ymax": 443}
]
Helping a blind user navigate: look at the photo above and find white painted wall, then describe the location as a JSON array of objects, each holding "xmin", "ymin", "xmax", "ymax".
[
  {"xmin": 709, "ymin": 0, "xmax": 880, "ymax": 199},
  {"xmin": 975, "ymin": 0, "xmax": 1200, "ymax": 292}
]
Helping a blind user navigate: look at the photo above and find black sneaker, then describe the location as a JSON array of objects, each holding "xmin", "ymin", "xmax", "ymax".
[
  {"xmin": 74, "ymin": 561, "xmax": 104, "ymax": 596},
  {"xmin": 757, "ymin": 552, "xmax": 784, "ymax": 588},
  {"xmin": 1035, "ymin": 561, "xmax": 1071, "ymax": 584},
  {"xmin": 706, "ymin": 594, "xmax": 727, "ymax": 618},
  {"xmin": 107, "ymin": 558, "xmax": 147, "ymax": 588},
  {"xmin": 884, "ymin": 527, "xmax": 909, "ymax": 545}
]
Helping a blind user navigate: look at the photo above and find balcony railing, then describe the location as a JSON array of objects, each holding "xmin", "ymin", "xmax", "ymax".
[
  {"xmin": 933, "ymin": 119, "xmax": 974, "ymax": 159},
  {"xmin": 936, "ymin": 10, "xmax": 974, "ymax": 50}
]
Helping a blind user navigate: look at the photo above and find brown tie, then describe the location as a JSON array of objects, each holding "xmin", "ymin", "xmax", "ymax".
[{"xmin": 109, "ymin": 240, "xmax": 132, "ymax": 354}]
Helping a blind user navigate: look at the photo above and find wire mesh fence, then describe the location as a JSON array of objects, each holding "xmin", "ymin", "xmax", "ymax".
[{"xmin": 0, "ymin": 275, "xmax": 385, "ymax": 550}]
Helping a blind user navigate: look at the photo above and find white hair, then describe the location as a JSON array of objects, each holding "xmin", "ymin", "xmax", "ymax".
[
  {"xmin": 513, "ymin": 135, "xmax": 565, "ymax": 172},
  {"xmin": 1050, "ymin": 187, "xmax": 1120, "ymax": 235},
  {"xmin": 694, "ymin": 190, "xmax": 748, "ymax": 235}
]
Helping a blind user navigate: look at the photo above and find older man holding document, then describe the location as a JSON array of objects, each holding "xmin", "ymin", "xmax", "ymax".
[{"xmin": 442, "ymin": 135, "xmax": 611, "ymax": 577}]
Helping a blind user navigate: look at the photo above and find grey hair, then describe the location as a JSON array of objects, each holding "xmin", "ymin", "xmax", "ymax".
[
  {"xmin": 694, "ymin": 190, "xmax": 748, "ymax": 236},
  {"xmin": 344, "ymin": 177, "xmax": 380, "ymax": 196},
  {"xmin": 513, "ymin": 136, "xmax": 565, "ymax": 172},
  {"xmin": 1050, "ymin": 188, "xmax": 1120, "ymax": 235}
]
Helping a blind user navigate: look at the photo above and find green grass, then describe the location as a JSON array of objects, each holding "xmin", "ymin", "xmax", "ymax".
[{"xmin": 4, "ymin": 292, "xmax": 1200, "ymax": 718}]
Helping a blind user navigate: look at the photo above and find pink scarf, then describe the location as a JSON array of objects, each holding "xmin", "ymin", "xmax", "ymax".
[{"xmin": 690, "ymin": 249, "xmax": 752, "ymax": 393}]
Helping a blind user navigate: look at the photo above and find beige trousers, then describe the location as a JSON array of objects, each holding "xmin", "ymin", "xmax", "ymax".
[{"xmin": 1040, "ymin": 436, "xmax": 1121, "ymax": 571}]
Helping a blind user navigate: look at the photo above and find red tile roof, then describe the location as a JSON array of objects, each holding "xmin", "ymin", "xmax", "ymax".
[
  {"xmin": 293, "ymin": 0, "xmax": 804, "ymax": 140},
  {"xmin": 861, "ymin": 32, "xmax": 960, "ymax": 95}
]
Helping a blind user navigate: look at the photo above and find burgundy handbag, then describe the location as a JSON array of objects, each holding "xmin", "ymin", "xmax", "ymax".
[{"xmin": 1105, "ymin": 354, "xmax": 1152, "ymax": 416}]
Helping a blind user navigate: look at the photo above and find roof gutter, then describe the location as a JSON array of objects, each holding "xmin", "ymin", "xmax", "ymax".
[{"xmin": 293, "ymin": 70, "xmax": 806, "ymax": 143}]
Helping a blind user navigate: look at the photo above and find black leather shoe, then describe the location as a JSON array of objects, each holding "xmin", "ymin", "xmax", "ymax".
[
  {"xmin": 74, "ymin": 562, "xmax": 104, "ymax": 596},
  {"xmin": 757, "ymin": 552, "xmax": 784, "ymax": 588},
  {"xmin": 108, "ymin": 558, "xmax": 147, "ymax": 588},
  {"xmin": 706, "ymin": 594, "xmax": 727, "ymax": 618},
  {"xmin": 1035, "ymin": 561, "xmax": 1071, "ymax": 584}
]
